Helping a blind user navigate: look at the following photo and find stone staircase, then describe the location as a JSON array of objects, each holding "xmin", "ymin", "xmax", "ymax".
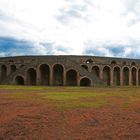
[
  {"xmin": 67, "ymin": 59, "xmax": 106, "ymax": 86},
  {"xmin": 1, "ymin": 65, "xmax": 27, "ymax": 84}
]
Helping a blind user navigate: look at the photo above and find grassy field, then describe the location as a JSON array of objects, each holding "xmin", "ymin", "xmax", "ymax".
[
  {"xmin": 1, "ymin": 85, "xmax": 140, "ymax": 109},
  {"xmin": 0, "ymin": 86, "xmax": 140, "ymax": 139}
]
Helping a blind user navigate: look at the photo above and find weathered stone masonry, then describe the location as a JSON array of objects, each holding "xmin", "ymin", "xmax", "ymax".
[{"xmin": 0, "ymin": 55, "xmax": 140, "ymax": 86}]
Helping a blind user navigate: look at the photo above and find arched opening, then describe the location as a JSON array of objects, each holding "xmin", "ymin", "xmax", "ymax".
[
  {"xmin": 81, "ymin": 65, "xmax": 88, "ymax": 71},
  {"xmin": 86, "ymin": 59, "xmax": 93, "ymax": 64},
  {"xmin": 132, "ymin": 67, "xmax": 136, "ymax": 85},
  {"xmin": 80, "ymin": 78, "xmax": 91, "ymax": 86},
  {"xmin": 20, "ymin": 65, "xmax": 25, "ymax": 68},
  {"xmin": 111, "ymin": 61, "xmax": 117, "ymax": 65},
  {"xmin": 15, "ymin": 76, "xmax": 24, "ymax": 85},
  {"xmin": 53, "ymin": 64, "xmax": 63, "ymax": 86},
  {"xmin": 123, "ymin": 67, "xmax": 129, "ymax": 85},
  {"xmin": 103, "ymin": 66, "xmax": 110, "ymax": 86},
  {"xmin": 92, "ymin": 66, "xmax": 99, "ymax": 77},
  {"xmin": 1, "ymin": 65, "xmax": 7, "ymax": 81},
  {"xmin": 27, "ymin": 68, "xmax": 36, "ymax": 85},
  {"xmin": 131, "ymin": 62, "xmax": 136, "ymax": 66},
  {"xmin": 113, "ymin": 67, "xmax": 120, "ymax": 86},
  {"xmin": 66, "ymin": 69, "xmax": 77, "ymax": 86},
  {"xmin": 39, "ymin": 64, "xmax": 50, "ymax": 85},
  {"xmin": 10, "ymin": 65, "xmax": 16, "ymax": 73}
]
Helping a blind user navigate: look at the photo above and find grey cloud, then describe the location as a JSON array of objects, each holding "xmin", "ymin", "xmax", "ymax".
[{"xmin": 83, "ymin": 39, "xmax": 140, "ymax": 58}]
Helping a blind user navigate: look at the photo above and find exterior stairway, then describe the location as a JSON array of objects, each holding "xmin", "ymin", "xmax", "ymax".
[
  {"xmin": 67, "ymin": 59, "xmax": 106, "ymax": 86},
  {"xmin": 1, "ymin": 65, "xmax": 27, "ymax": 84}
]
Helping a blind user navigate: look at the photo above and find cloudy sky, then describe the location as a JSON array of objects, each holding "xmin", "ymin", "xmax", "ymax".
[{"xmin": 0, "ymin": 0, "xmax": 140, "ymax": 58}]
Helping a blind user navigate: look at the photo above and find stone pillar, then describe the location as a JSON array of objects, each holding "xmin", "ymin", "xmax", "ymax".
[
  {"xmin": 129, "ymin": 68, "xmax": 132, "ymax": 86},
  {"xmin": 63, "ymin": 70, "xmax": 66, "ymax": 86},
  {"xmin": 120, "ymin": 68, "xmax": 123, "ymax": 86},
  {"xmin": 136, "ymin": 68, "xmax": 139, "ymax": 86},
  {"xmin": 110, "ymin": 69, "xmax": 113, "ymax": 86},
  {"xmin": 7, "ymin": 65, "xmax": 11, "ymax": 76},
  {"xmin": 77, "ymin": 73, "xmax": 80, "ymax": 86},
  {"xmin": 36, "ymin": 68, "xmax": 40, "ymax": 85},
  {"xmin": 100, "ymin": 67, "xmax": 103, "ymax": 79}
]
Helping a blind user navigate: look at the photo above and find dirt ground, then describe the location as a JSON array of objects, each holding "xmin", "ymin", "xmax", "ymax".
[{"xmin": 0, "ymin": 88, "xmax": 140, "ymax": 140}]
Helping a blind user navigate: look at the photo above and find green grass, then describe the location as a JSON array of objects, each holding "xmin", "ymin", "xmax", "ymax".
[{"xmin": 0, "ymin": 85, "xmax": 140, "ymax": 109}]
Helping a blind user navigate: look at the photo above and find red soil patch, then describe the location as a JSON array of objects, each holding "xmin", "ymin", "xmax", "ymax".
[{"xmin": 0, "ymin": 92, "xmax": 140, "ymax": 140}]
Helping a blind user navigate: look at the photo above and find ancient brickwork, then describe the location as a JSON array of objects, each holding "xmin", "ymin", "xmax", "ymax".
[{"xmin": 0, "ymin": 55, "xmax": 140, "ymax": 86}]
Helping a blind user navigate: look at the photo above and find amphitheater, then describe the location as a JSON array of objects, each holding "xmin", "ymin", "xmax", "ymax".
[{"xmin": 0, "ymin": 55, "xmax": 140, "ymax": 86}]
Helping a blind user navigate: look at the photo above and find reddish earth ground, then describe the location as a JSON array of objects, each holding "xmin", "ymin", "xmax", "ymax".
[{"xmin": 0, "ymin": 89, "xmax": 140, "ymax": 140}]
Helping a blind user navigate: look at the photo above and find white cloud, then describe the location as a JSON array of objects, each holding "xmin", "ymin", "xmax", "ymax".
[{"xmin": 0, "ymin": 0, "xmax": 140, "ymax": 57}]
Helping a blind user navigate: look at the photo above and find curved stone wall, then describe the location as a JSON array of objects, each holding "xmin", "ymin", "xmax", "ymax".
[{"xmin": 0, "ymin": 55, "xmax": 140, "ymax": 86}]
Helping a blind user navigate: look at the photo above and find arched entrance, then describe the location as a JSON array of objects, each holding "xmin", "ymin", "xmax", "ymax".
[
  {"xmin": 92, "ymin": 66, "xmax": 99, "ymax": 77},
  {"xmin": 1, "ymin": 65, "xmax": 7, "ymax": 81},
  {"xmin": 123, "ymin": 67, "xmax": 129, "ymax": 85},
  {"xmin": 113, "ymin": 67, "xmax": 120, "ymax": 86},
  {"xmin": 103, "ymin": 66, "xmax": 110, "ymax": 86},
  {"xmin": 132, "ymin": 67, "xmax": 136, "ymax": 85},
  {"xmin": 80, "ymin": 78, "xmax": 91, "ymax": 86},
  {"xmin": 26, "ymin": 68, "xmax": 37, "ymax": 85},
  {"xmin": 15, "ymin": 76, "xmax": 24, "ymax": 85},
  {"xmin": 66, "ymin": 69, "xmax": 77, "ymax": 86},
  {"xmin": 39, "ymin": 64, "xmax": 50, "ymax": 85},
  {"xmin": 53, "ymin": 64, "xmax": 63, "ymax": 86},
  {"xmin": 10, "ymin": 65, "xmax": 16, "ymax": 73}
]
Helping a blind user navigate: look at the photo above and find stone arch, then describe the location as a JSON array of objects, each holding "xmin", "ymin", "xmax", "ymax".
[
  {"xmin": 103, "ymin": 66, "xmax": 110, "ymax": 86},
  {"xmin": 131, "ymin": 67, "xmax": 136, "ymax": 85},
  {"xmin": 111, "ymin": 60, "xmax": 117, "ymax": 65},
  {"xmin": 113, "ymin": 66, "xmax": 120, "ymax": 86},
  {"xmin": 80, "ymin": 77, "xmax": 91, "ymax": 86},
  {"xmin": 0, "ymin": 65, "xmax": 7, "ymax": 81},
  {"xmin": 26, "ymin": 68, "xmax": 37, "ymax": 85},
  {"xmin": 86, "ymin": 59, "xmax": 93, "ymax": 64},
  {"xmin": 92, "ymin": 66, "xmax": 99, "ymax": 77},
  {"xmin": 131, "ymin": 62, "xmax": 136, "ymax": 66},
  {"xmin": 39, "ymin": 64, "xmax": 50, "ymax": 85},
  {"xmin": 81, "ymin": 65, "xmax": 88, "ymax": 71},
  {"xmin": 123, "ymin": 67, "xmax": 129, "ymax": 85},
  {"xmin": 53, "ymin": 64, "xmax": 64, "ymax": 86},
  {"xmin": 66, "ymin": 69, "xmax": 77, "ymax": 86},
  {"xmin": 10, "ymin": 65, "xmax": 16, "ymax": 73},
  {"xmin": 15, "ymin": 75, "xmax": 24, "ymax": 85}
]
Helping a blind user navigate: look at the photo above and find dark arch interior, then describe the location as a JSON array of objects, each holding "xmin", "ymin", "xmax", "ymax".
[
  {"xmin": 11, "ymin": 65, "xmax": 16, "ymax": 73},
  {"xmin": 80, "ymin": 78, "xmax": 91, "ymax": 86},
  {"xmin": 40, "ymin": 64, "xmax": 50, "ymax": 85},
  {"xmin": 15, "ymin": 76, "xmax": 24, "ymax": 85},
  {"xmin": 123, "ymin": 67, "xmax": 129, "ymax": 85},
  {"xmin": 132, "ymin": 62, "xmax": 136, "ymax": 66},
  {"xmin": 92, "ymin": 66, "xmax": 99, "ymax": 77},
  {"xmin": 1, "ymin": 65, "xmax": 7, "ymax": 81},
  {"xmin": 103, "ymin": 66, "xmax": 110, "ymax": 86},
  {"xmin": 111, "ymin": 61, "xmax": 117, "ymax": 65},
  {"xmin": 86, "ymin": 59, "xmax": 93, "ymax": 64},
  {"xmin": 53, "ymin": 64, "xmax": 63, "ymax": 86},
  {"xmin": 81, "ymin": 65, "xmax": 88, "ymax": 71},
  {"xmin": 27, "ymin": 68, "xmax": 36, "ymax": 85},
  {"xmin": 66, "ymin": 69, "xmax": 77, "ymax": 86},
  {"xmin": 113, "ymin": 67, "xmax": 120, "ymax": 86},
  {"xmin": 132, "ymin": 67, "xmax": 136, "ymax": 85}
]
